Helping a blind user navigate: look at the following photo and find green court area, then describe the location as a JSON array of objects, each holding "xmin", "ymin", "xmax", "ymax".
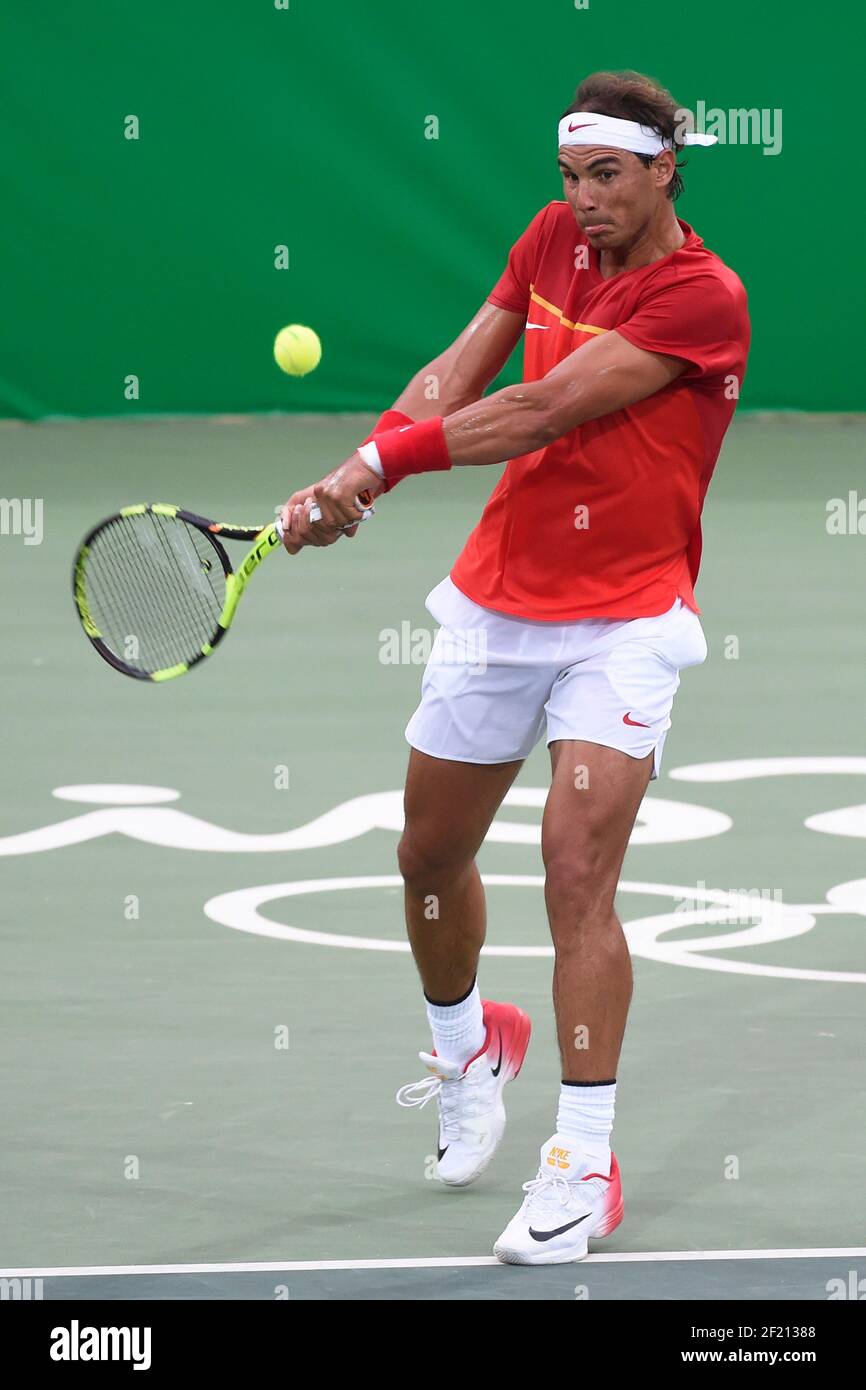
[{"xmin": 1, "ymin": 414, "xmax": 864, "ymax": 1299}]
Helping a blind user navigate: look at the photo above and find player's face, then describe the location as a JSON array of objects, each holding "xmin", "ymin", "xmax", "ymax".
[{"xmin": 557, "ymin": 146, "xmax": 664, "ymax": 249}]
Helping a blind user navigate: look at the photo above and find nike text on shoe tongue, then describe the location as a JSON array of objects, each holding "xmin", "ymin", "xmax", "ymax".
[{"xmin": 540, "ymin": 1133, "xmax": 578, "ymax": 1176}]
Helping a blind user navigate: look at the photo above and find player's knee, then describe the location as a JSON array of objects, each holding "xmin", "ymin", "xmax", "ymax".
[
  {"xmin": 543, "ymin": 845, "xmax": 609, "ymax": 923},
  {"xmin": 397, "ymin": 830, "xmax": 473, "ymax": 892}
]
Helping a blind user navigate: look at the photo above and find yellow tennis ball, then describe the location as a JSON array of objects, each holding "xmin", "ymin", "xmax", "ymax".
[{"xmin": 273, "ymin": 324, "xmax": 322, "ymax": 377}]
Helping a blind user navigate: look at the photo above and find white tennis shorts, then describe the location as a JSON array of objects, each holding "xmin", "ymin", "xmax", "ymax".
[{"xmin": 404, "ymin": 577, "xmax": 708, "ymax": 779}]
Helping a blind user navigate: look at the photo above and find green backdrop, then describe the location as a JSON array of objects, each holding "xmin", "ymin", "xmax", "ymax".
[{"xmin": 0, "ymin": 0, "xmax": 859, "ymax": 417}]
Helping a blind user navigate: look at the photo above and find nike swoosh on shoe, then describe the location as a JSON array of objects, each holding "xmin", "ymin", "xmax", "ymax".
[
  {"xmin": 528, "ymin": 1214, "xmax": 590, "ymax": 1242},
  {"xmin": 490, "ymin": 1032, "xmax": 503, "ymax": 1077}
]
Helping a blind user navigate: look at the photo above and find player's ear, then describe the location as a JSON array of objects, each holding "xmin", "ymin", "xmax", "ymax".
[{"xmin": 654, "ymin": 150, "xmax": 675, "ymax": 192}]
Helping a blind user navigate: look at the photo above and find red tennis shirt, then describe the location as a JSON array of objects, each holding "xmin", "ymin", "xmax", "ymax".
[{"xmin": 449, "ymin": 201, "xmax": 750, "ymax": 619}]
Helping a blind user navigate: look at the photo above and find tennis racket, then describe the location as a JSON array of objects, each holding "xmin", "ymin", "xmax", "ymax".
[{"xmin": 72, "ymin": 494, "xmax": 374, "ymax": 682}]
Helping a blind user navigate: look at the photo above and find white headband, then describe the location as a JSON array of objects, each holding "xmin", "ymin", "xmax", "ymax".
[{"xmin": 558, "ymin": 111, "xmax": 717, "ymax": 155}]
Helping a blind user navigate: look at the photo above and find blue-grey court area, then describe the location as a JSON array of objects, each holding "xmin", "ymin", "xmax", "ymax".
[{"xmin": 4, "ymin": 1251, "xmax": 866, "ymax": 1301}]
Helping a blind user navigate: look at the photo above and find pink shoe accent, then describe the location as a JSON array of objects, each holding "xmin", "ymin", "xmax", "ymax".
[
  {"xmin": 586, "ymin": 1152, "xmax": 624, "ymax": 1238},
  {"xmin": 462, "ymin": 999, "xmax": 532, "ymax": 1079}
]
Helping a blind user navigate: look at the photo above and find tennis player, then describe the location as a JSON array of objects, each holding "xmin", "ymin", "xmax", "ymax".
[{"xmin": 281, "ymin": 70, "xmax": 750, "ymax": 1264}]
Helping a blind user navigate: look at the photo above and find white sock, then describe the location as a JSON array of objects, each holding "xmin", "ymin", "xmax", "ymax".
[
  {"xmin": 555, "ymin": 1080, "xmax": 616, "ymax": 1177},
  {"xmin": 425, "ymin": 982, "xmax": 486, "ymax": 1067}
]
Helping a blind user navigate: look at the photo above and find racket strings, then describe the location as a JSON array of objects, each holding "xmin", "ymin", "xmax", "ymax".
[
  {"xmin": 86, "ymin": 526, "xmax": 203, "ymax": 674},
  {"xmin": 87, "ymin": 525, "xmax": 186, "ymax": 672},
  {"xmin": 89, "ymin": 533, "xmax": 192, "ymax": 675},
  {"xmin": 110, "ymin": 513, "xmax": 225, "ymax": 668},
  {"xmin": 147, "ymin": 516, "xmax": 225, "ymax": 651},
  {"xmin": 124, "ymin": 513, "xmax": 227, "ymax": 664},
  {"xmin": 81, "ymin": 512, "xmax": 227, "ymax": 674},
  {"xmin": 89, "ymin": 524, "xmax": 181, "ymax": 659}
]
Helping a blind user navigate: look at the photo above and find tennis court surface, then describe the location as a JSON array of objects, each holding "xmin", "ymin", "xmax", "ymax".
[{"xmin": 1, "ymin": 412, "xmax": 864, "ymax": 1301}]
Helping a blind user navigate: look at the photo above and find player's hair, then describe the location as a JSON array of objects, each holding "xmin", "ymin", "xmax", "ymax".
[{"xmin": 561, "ymin": 71, "xmax": 688, "ymax": 201}]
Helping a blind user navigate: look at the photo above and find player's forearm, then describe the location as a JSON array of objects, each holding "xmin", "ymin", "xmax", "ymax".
[
  {"xmin": 368, "ymin": 380, "xmax": 561, "ymax": 488},
  {"xmin": 442, "ymin": 382, "xmax": 557, "ymax": 464},
  {"xmin": 378, "ymin": 331, "xmax": 689, "ymax": 482}
]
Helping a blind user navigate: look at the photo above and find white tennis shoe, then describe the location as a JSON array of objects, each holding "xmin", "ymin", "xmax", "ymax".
[
  {"xmin": 494, "ymin": 1133, "xmax": 624, "ymax": 1264},
  {"xmin": 396, "ymin": 999, "xmax": 531, "ymax": 1187}
]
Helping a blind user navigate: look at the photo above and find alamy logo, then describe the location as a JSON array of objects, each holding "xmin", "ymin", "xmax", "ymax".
[
  {"xmin": 675, "ymin": 103, "xmax": 783, "ymax": 156},
  {"xmin": 49, "ymin": 1321, "xmax": 152, "ymax": 1370},
  {"xmin": 379, "ymin": 621, "xmax": 488, "ymax": 673},
  {"xmin": 0, "ymin": 497, "xmax": 43, "ymax": 545},
  {"xmin": 0, "ymin": 1277, "xmax": 43, "ymax": 1299}
]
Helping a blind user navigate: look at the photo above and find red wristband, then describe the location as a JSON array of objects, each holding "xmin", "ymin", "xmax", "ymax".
[
  {"xmin": 360, "ymin": 409, "xmax": 415, "ymax": 494},
  {"xmin": 374, "ymin": 416, "xmax": 452, "ymax": 490},
  {"xmin": 361, "ymin": 408, "xmax": 414, "ymax": 447}
]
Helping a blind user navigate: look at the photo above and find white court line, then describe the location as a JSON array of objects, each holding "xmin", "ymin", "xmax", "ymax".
[{"xmin": 2, "ymin": 1248, "xmax": 865, "ymax": 1279}]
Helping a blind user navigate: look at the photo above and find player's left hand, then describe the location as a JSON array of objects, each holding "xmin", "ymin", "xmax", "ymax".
[
  {"xmin": 279, "ymin": 485, "xmax": 319, "ymax": 552},
  {"xmin": 280, "ymin": 455, "xmax": 382, "ymax": 550},
  {"xmin": 280, "ymin": 494, "xmax": 348, "ymax": 549},
  {"xmin": 311, "ymin": 453, "xmax": 383, "ymax": 534}
]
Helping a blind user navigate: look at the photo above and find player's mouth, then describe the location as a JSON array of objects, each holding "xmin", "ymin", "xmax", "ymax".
[{"xmin": 583, "ymin": 222, "xmax": 614, "ymax": 236}]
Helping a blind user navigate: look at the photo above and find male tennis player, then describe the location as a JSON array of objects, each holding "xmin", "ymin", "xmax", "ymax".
[{"xmin": 281, "ymin": 70, "xmax": 750, "ymax": 1264}]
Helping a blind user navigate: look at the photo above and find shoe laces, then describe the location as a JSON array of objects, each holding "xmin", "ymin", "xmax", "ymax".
[
  {"xmin": 395, "ymin": 1075, "xmax": 444, "ymax": 1110},
  {"xmin": 395, "ymin": 1072, "xmax": 475, "ymax": 1142},
  {"xmin": 521, "ymin": 1167, "xmax": 589, "ymax": 1221}
]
